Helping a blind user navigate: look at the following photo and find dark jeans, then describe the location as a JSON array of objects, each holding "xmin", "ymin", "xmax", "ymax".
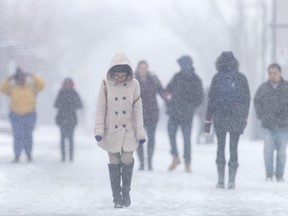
[
  {"xmin": 216, "ymin": 131, "xmax": 240, "ymax": 168},
  {"xmin": 137, "ymin": 120, "xmax": 157, "ymax": 168},
  {"xmin": 60, "ymin": 126, "xmax": 75, "ymax": 161},
  {"xmin": 9, "ymin": 112, "xmax": 36, "ymax": 158},
  {"xmin": 168, "ymin": 116, "xmax": 193, "ymax": 163}
]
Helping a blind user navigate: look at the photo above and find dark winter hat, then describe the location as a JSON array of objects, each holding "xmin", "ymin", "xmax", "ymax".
[
  {"xmin": 177, "ymin": 55, "xmax": 193, "ymax": 70},
  {"xmin": 109, "ymin": 64, "xmax": 132, "ymax": 75},
  {"xmin": 14, "ymin": 67, "xmax": 27, "ymax": 81},
  {"xmin": 63, "ymin": 77, "xmax": 74, "ymax": 89},
  {"xmin": 15, "ymin": 67, "xmax": 25, "ymax": 77},
  {"xmin": 216, "ymin": 51, "xmax": 239, "ymax": 72}
]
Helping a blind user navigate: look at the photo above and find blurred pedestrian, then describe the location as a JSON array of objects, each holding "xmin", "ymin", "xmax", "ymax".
[
  {"xmin": 254, "ymin": 63, "xmax": 288, "ymax": 182},
  {"xmin": 135, "ymin": 60, "xmax": 167, "ymax": 171},
  {"xmin": 0, "ymin": 67, "xmax": 45, "ymax": 162},
  {"xmin": 54, "ymin": 78, "xmax": 83, "ymax": 162},
  {"xmin": 94, "ymin": 53, "xmax": 146, "ymax": 208},
  {"xmin": 166, "ymin": 55, "xmax": 204, "ymax": 172},
  {"xmin": 205, "ymin": 51, "xmax": 250, "ymax": 189}
]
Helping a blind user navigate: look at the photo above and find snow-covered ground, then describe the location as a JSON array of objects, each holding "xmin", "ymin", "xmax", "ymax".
[{"xmin": 0, "ymin": 125, "xmax": 287, "ymax": 216}]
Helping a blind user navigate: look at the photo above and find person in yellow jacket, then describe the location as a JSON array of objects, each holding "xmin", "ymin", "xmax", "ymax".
[{"xmin": 0, "ymin": 67, "xmax": 45, "ymax": 162}]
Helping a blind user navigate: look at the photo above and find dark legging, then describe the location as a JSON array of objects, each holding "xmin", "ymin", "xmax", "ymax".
[
  {"xmin": 60, "ymin": 127, "xmax": 75, "ymax": 161},
  {"xmin": 137, "ymin": 121, "xmax": 157, "ymax": 169},
  {"xmin": 216, "ymin": 131, "xmax": 240, "ymax": 168}
]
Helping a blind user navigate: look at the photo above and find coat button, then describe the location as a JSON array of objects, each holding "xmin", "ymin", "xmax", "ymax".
[
  {"xmin": 115, "ymin": 97, "xmax": 118, "ymax": 101},
  {"xmin": 115, "ymin": 111, "xmax": 118, "ymax": 115},
  {"xmin": 123, "ymin": 124, "xmax": 126, "ymax": 128},
  {"xmin": 123, "ymin": 97, "xmax": 126, "ymax": 100},
  {"xmin": 115, "ymin": 125, "xmax": 118, "ymax": 129},
  {"xmin": 124, "ymin": 83, "xmax": 127, "ymax": 86},
  {"xmin": 123, "ymin": 111, "xmax": 126, "ymax": 114}
]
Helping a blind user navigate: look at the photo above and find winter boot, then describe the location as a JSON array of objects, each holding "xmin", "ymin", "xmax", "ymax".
[
  {"xmin": 185, "ymin": 162, "xmax": 192, "ymax": 173},
  {"xmin": 168, "ymin": 156, "xmax": 181, "ymax": 171},
  {"xmin": 216, "ymin": 164, "xmax": 225, "ymax": 189},
  {"xmin": 137, "ymin": 146, "xmax": 145, "ymax": 170},
  {"xmin": 122, "ymin": 160, "xmax": 134, "ymax": 207},
  {"xmin": 148, "ymin": 155, "xmax": 153, "ymax": 171},
  {"xmin": 228, "ymin": 166, "xmax": 238, "ymax": 189},
  {"xmin": 108, "ymin": 164, "xmax": 123, "ymax": 208},
  {"xmin": 27, "ymin": 155, "xmax": 33, "ymax": 162},
  {"xmin": 12, "ymin": 155, "xmax": 20, "ymax": 163}
]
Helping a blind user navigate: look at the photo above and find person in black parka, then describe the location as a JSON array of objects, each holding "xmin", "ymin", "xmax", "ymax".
[
  {"xmin": 205, "ymin": 51, "xmax": 250, "ymax": 189},
  {"xmin": 135, "ymin": 60, "xmax": 167, "ymax": 171},
  {"xmin": 166, "ymin": 55, "xmax": 204, "ymax": 172},
  {"xmin": 55, "ymin": 78, "xmax": 83, "ymax": 162}
]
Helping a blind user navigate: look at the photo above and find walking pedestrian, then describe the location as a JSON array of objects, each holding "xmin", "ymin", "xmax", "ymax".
[
  {"xmin": 0, "ymin": 67, "xmax": 45, "ymax": 162},
  {"xmin": 254, "ymin": 63, "xmax": 288, "ymax": 182},
  {"xmin": 94, "ymin": 53, "xmax": 146, "ymax": 208},
  {"xmin": 166, "ymin": 55, "xmax": 204, "ymax": 172},
  {"xmin": 205, "ymin": 51, "xmax": 250, "ymax": 189},
  {"xmin": 55, "ymin": 78, "xmax": 83, "ymax": 162},
  {"xmin": 135, "ymin": 60, "xmax": 167, "ymax": 170}
]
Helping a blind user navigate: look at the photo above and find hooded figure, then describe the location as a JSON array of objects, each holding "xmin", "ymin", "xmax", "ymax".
[
  {"xmin": 94, "ymin": 53, "xmax": 145, "ymax": 208},
  {"xmin": 205, "ymin": 51, "xmax": 250, "ymax": 189},
  {"xmin": 165, "ymin": 55, "xmax": 204, "ymax": 172},
  {"xmin": 54, "ymin": 77, "xmax": 83, "ymax": 162},
  {"xmin": 95, "ymin": 54, "xmax": 145, "ymax": 152}
]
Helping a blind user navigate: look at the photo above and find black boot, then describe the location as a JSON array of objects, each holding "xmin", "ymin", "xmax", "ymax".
[
  {"xmin": 122, "ymin": 160, "xmax": 134, "ymax": 207},
  {"xmin": 12, "ymin": 155, "xmax": 20, "ymax": 163},
  {"xmin": 148, "ymin": 155, "xmax": 153, "ymax": 171},
  {"xmin": 216, "ymin": 164, "xmax": 225, "ymax": 189},
  {"xmin": 148, "ymin": 143, "xmax": 154, "ymax": 171},
  {"xmin": 228, "ymin": 166, "xmax": 238, "ymax": 189},
  {"xmin": 137, "ymin": 146, "xmax": 144, "ymax": 170},
  {"xmin": 108, "ymin": 164, "xmax": 123, "ymax": 208}
]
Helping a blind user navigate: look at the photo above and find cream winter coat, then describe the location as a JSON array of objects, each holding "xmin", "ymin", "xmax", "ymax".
[{"xmin": 95, "ymin": 53, "xmax": 145, "ymax": 153}]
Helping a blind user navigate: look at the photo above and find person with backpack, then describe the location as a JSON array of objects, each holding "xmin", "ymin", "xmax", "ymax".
[
  {"xmin": 205, "ymin": 51, "xmax": 250, "ymax": 189},
  {"xmin": 0, "ymin": 67, "xmax": 45, "ymax": 162},
  {"xmin": 94, "ymin": 53, "xmax": 146, "ymax": 208},
  {"xmin": 134, "ymin": 60, "xmax": 167, "ymax": 171},
  {"xmin": 166, "ymin": 55, "xmax": 204, "ymax": 172},
  {"xmin": 254, "ymin": 63, "xmax": 288, "ymax": 182},
  {"xmin": 54, "ymin": 78, "xmax": 83, "ymax": 162}
]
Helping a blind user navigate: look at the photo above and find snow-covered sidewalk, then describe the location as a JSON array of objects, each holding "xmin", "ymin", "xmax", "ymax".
[{"xmin": 0, "ymin": 125, "xmax": 287, "ymax": 216}]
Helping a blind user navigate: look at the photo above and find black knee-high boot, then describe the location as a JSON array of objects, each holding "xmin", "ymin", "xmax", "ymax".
[
  {"xmin": 122, "ymin": 160, "xmax": 134, "ymax": 207},
  {"xmin": 228, "ymin": 165, "xmax": 238, "ymax": 189},
  {"xmin": 108, "ymin": 164, "xmax": 123, "ymax": 208},
  {"xmin": 216, "ymin": 163, "xmax": 225, "ymax": 189},
  {"xmin": 137, "ymin": 145, "xmax": 144, "ymax": 170}
]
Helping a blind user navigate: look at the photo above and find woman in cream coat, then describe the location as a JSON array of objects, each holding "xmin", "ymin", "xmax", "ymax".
[{"xmin": 95, "ymin": 53, "xmax": 146, "ymax": 208}]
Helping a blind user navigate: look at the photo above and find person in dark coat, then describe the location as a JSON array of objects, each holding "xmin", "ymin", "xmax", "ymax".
[
  {"xmin": 254, "ymin": 63, "xmax": 288, "ymax": 182},
  {"xmin": 205, "ymin": 51, "xmax": 250, "ymax": 189},
  {"xmin": 135, "ymin": 60, "xmax": 167, "ymax": 171},
  {"xmin": 55, "ymin": 78, "xmax": 83, "ymax": 162},
  {"xmin": 166, "ymin": 55, "xmax": 204, "ymax": 172}
]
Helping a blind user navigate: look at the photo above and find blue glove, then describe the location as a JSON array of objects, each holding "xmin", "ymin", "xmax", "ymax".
[
  {"xmin": 139, "ymin": 139, "xmax": 146, "ymax": 145},
  {"xmin": 95, "ymin": 135, "xmax": 102, "ymax": 142}
]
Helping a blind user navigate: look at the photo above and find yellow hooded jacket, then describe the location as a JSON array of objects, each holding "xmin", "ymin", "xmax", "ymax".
[{"xmin": 0, "ymin": 74, "xmax": 45, "ymax": 115}]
